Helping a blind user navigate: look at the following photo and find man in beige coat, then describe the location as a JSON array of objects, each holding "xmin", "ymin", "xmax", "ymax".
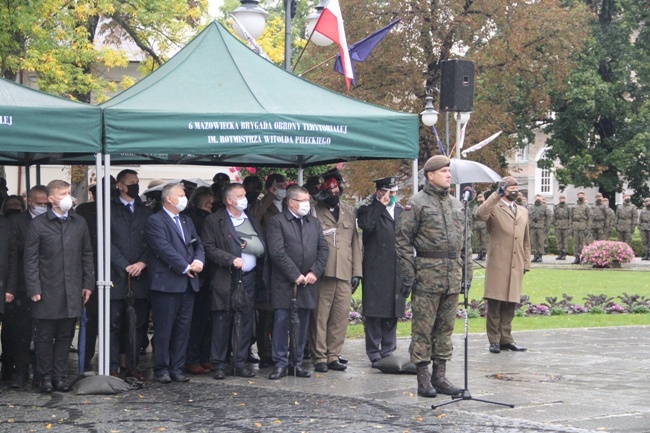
[
  {"xmin": 475, "ymin": 177, "xmax": 530, "ymax": 354},
  {"xmin": 311, "ymin": 177, "xmax": 362, "ymax": 372}
]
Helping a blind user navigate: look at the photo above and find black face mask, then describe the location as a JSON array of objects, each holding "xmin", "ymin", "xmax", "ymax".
[
  {"xmin": 3, "ymin": 208, "xmax": 21, "ymax": 216},
  {"xmin": 624, "ymin": 199, "xmax": 631, "ymax": 204},
  {"xmin": 535, "ymin": 199, "xmax": 542, "ymax": 205},
  {"xmin": 246, "ymin": 192, "xmax": 260, "ymax": 203},
  {"xmin": 324, "ymin": 195, "xmax": 340, "ymax": 208},
  {"xmin": 126, "ymin": 183, "xmax": 140, "ymax": 199},
  {"xmin": 578, "ymin": 197, "xmax": 585, "ymax": 204},
  {"xmin": 596, "ymin": 199, "xmax": 602, "ymax": 205},
  {"xmin": 507, "ymin": 191, "xmax": 519, "ymax": 202}
]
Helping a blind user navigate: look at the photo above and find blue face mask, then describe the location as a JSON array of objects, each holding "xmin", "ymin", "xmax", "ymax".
[{"xmin": 388, "ymin": 196, "xmax": 396, "ymax": 206}]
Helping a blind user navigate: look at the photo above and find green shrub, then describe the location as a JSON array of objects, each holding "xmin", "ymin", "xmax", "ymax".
[
  {"xmin": 589, "ymin": 306, "xmax": 606, "ymax": 314},
  {"xmin": 550, "ymin": 307, "xmax": 566, "ymax": 316},
  {"xmin": 631, "ymin": 305, "xmax": 650, "ymax": 314}
]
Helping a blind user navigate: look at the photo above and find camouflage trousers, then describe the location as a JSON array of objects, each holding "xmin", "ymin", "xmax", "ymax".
[
  {"xmin": 618, "ymin": 230, "xmax": 633, "ymax": 246},
  {"xmin": 530, "ymin": 228, "xmax": 547, "ymax": 255},
  {"xmin": 555, "ymin": 229, "xmax": 569, "ymax": 252},
  {"xmin": 573, "ymin": 229, "xmax": 591, "ymax": 257},
  {"xmin": 409, "ymin": 290, "xmax": 459, "ymax": 365},
  {"xmin": 642, "ymin": 230, "xmax": 650, "ymax": 252},
  {"xmin": 591, "ymin": 227, "xmax": 608, "ymax": 241},
  {"xmin": 473, "ymin": 228, "xmax": 488, "ymax": 252}
]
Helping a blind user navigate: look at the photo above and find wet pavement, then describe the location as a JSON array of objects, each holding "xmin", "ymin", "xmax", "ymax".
[{"xmin": 1, "ymin": 256, "xmax": 648, "ymax": 432}]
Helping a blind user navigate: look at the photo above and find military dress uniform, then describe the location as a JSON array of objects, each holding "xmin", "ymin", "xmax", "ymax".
[
  {"xmin": 396, "ymin": 156, "xmax": 470, "ymax": 398},
  {"xmin": 590, "ymin": 195, "xmax": 609, "ymax": 241},
  {"xmin": 472, "ymin": 200, "xmax": 488, "ymax": 260},
  {"xmin": 639, "ymin": 199, "xmax": 650, "ymax": 260},
  {"xmin": 571, "ymin": 199, "xmax": 592, "ymax": 263},
  {"xmin": 616, "ymin": 201, "xmax": 638, "ymax": 246},
  {"xmin": 553, "ymin": 200, "xmax": 571, "ymax": 260},
  {"xmin": 529, "ymin": 200, "xmax": 551, "ymax": 262}
]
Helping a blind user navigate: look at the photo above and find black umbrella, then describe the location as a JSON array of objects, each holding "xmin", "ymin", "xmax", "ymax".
[
  {"xmin": 290, "ymin": 284, "xmax": 300, "ymax": 377},
  {"xmin": 77, "ymin": 307, "xmax": 88, "ymax": 375},
  {"xmin": 231, "ymin": 269, "xmax": 248, "ymax": 377},
  {"xmin": 125, "ymin": 275, "xmax": 138, "ymax": 377}
]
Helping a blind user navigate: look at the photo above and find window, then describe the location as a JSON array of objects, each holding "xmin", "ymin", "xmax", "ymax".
[
  {"xmin": 535, "ymin": 147, "xmax": 553, "ymax": 196},
  {"xmin": 515, "ymin": 145, "xmax": 529, "ymax": 163}
]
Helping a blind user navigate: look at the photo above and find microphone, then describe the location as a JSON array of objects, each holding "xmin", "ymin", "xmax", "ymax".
[{"xmin": 462, "ymin": 187, "xmax": 476, "ymax": 203}]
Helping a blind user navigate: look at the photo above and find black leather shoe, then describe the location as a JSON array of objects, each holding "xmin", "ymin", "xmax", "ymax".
[
  {"xmin": 338, "ymin": 356, "xmax": 348, "ymax": 364},
  {"xmin": 314, "ymin": 362, "xmax": 328, "ymax": 373},
  {"xmin": 489, "ymin": 343, "xmax": 501, "ymax": 354},
  {"xmin": 10, "ymin": 372, "xmax": 27, "ymax": 389},
  {"xmin": 288, "ymin": 366, "xmax": 311, "ymax": 378},
  {"xmin": 500, "ymin": 342, "xmax": 527, "ymax": 352},
  {"xmin": 327, "ymin": 360, "xmax": 347, "ymax": 371},
  {"xmin": 213, "ymin": 369, "xmax": 226, "ymax": 380},
  {"xmin": 155, "ymin": 374, "xmax": 172, "ymax": 384},
  {"xmin": 268, "ymin": 367, "xmax": 287, "ymax": 380},
  {"xmin": 235, "ymin": 367, "xmax": 256, "ymax": 378},
  {"xmin": 53, "ymin": 377, "xmax": 70, "ymax": 392},
  {"xmin": 170, "ymin": 373, "xmax": 190, "ymax": 382},
  {"xmin": 40, "ymin": 375, "xmax": 54, "ymax": 393}
]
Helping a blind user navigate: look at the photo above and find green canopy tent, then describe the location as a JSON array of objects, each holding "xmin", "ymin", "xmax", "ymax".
[
  {"xmin": 101, "ymin": 21, "xmax": 418, "ymax": 167},
  {"xmin": 0, "ymin": 77, "xmax": 101, "ymax": 166}
]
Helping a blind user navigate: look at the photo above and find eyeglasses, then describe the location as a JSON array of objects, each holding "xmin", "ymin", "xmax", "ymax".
[{"xmin": 290, "ymin": 198, "xmax": 310, "ymax": 203}]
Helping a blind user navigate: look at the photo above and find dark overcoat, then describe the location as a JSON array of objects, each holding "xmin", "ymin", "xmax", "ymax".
[
  {"xmin": 24, "ymin": 208, "xmax": 95, "ymax": 319},
  {"xmin": 7, "ymin": 211, "xmax": 31, "ymax": 297},
  {"xmin": 110, "ymin": 196, "xmax": 152, "ymax": 300},
  {"xmin": 202, "ymin": 207, "xmax": 269, "ymax": 311},
  {"xmin": 0, "ymin": 215, "xmax": 10, "ymax": 314},
  {"xmin": 266, "ymin": 209, "xmax": 328, "ymax": 310},
  {"xmin": 357, "ymin": 198, "xmax": 405, "ymax": 318}
]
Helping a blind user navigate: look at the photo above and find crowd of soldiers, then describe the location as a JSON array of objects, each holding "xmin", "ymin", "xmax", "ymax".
[
  {"xmin": 0, "ymin": 170, "xmax": 410, "ymax": 392},
  {"xmin": 471, "ymin": 189, "xmax": 650, "ymax": 263}
]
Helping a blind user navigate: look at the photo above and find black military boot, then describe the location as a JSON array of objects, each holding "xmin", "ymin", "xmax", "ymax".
[
  {"xmin": 416, "ymin": 363, "xmax": 437, "ymax": 398},
  {"xmin": 555, "ymin": 250, "xmax": 563, "ymax": 260},
  {"xmin": 643, "ymin": 249, "xmax": 650, "ymax": 261},
  {"xmin": 431, "ymin": 360, "xmax": 462, "ymax": 396},
  {"xmin": 479, "ymin": 251, "xmax": 486, "ymax": 261},
  {"xmin": 572, "ymin": 255, "xmax": 581, "ymax": 264},
  {"xmin": 560, "ymin": 251, "xmax": 567, "ymax": 260}
]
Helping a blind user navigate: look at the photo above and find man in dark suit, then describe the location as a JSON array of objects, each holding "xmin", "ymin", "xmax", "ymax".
[
  {"xmin": 203, "ymin": 183, "xmax": 268, "ymax": 379},
  {"xmin": 24, "ymin": 180, "xmax": 94, "ymax": 393},
  {"xmin": 110, "ymin": 169, "xmax": 151, "ymax": 379},
  {"xmin": 356, "ymin": 177, "xmax": 405, "ymax": 365},
  {"xmin": 266, "ymin": 186, "xmax": 328, "ymax": 379},
  {"xmin": 3, "ymin": 185, "xmax": 48, "ymax": 388},
  {"xmin": 0, "ymin": 214, "xmax": 10, "ymax": 383},
  {"xmin": 145, "ymin": 183, "xmax": 205, "ymax": 384}
]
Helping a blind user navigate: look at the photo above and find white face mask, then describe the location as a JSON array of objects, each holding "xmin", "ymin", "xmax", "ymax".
[
  {"xmin": 235, "ymin": 197, "xmax": 248, "ymax": 212},
  {"xmin": 297, "ymin": 201, "xmax": 310, "ymax": 217},
  {"xmin": 32, "ymin": 205, "xmax": 48, "ymax": 216},
  {"xmin": 275, "ymin": 188, "xmax": 287, "ymax": 200},
  {"xmin": 58, "ymin": 195, "xmax": 73, "ymax": 212},
  {"xmin": 175, "ymin": 196, "xmax": 188, "ymax": 213}
]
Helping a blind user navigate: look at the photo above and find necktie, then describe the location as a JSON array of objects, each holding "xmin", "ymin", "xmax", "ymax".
[
  {"xmin": 511, "ymin": 205, "xmax": 517, "ymax": 216},
  {"xmin": 174, "ymin": 215, "xmax": 185, "ymax": 242}
]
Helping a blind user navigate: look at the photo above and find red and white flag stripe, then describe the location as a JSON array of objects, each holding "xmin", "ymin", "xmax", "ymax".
[{"xmin": 313, "ymin": 0, "xmax": 354, "ymax": 90}]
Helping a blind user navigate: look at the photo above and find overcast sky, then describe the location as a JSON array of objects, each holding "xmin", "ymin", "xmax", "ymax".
[{"xmin": 209, "ymin": 0, "xmax": 224, "ymax": 18}]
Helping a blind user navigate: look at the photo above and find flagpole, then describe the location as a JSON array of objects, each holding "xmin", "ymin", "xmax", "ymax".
[
  {"xmin": 298, "ymin": 54, "xmax": 337, "ymax": 77},
  {"xmin": 292, "ymin": 11, "xmax": 324, "ymax": 73}
]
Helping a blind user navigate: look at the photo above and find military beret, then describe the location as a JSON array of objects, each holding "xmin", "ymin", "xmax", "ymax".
[
  {"xmin": 374, "ymin": 177, "xmax": 398, "ymax": 191},
  {"xmin": 320, "ymin": 177, "xmax": 338, "ymax": 191},
  {"xmin": 322, "ymin": 167, "xmax": 345, "ymax": 184},
  {"xmin": 423, "ymin": 155, "xmax": 450, "ymax": 172},
  {"xmin": 502, "ymin": 176, "xmax": 518, "ymax": 187}
]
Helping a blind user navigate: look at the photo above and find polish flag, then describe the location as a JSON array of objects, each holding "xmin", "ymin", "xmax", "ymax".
[{"xmin": 312, "ymin": 0, "xmax": 354, "ymax": 90}]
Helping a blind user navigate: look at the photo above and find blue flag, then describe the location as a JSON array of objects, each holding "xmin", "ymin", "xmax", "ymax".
[{"xmin": 334, "ymin": 19, "xmax": 400, "ymax": 87}]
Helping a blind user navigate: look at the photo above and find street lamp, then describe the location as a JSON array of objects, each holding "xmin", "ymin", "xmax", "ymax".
[
  {"xmin": 232, "ymin": 0, "xmax": 331, "ymax": 72},
  {"xmin": 420, "ymin": 95, "xmax": 439, "ymax": 127}
]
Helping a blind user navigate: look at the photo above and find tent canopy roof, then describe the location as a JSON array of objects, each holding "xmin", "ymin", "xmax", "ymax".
[
  {"xmin": 0, "ymin": 77, "xmax": 102, "ymax": 165},
  {"xmin": 102, "ymin": 21, "xmax": 418, "ymax": 167}
]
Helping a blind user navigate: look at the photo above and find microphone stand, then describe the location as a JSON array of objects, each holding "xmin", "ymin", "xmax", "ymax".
[{"xmin": 432, "ymin": 197, "xmax": 514, "ymax": 410}]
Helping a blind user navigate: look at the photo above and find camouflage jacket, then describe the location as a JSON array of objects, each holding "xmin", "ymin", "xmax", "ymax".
[
  {"xmin": 395, "ymin": 183, "xmax": 471, "ymax": 295},
  {"xmin": 616, "ymin": 203, "xmax": 638, "ymax": 232},
  {"xmin": 571, "ymin": 203, "xmax": 591, "ymax": 230},
  {"xmin": 553, "ymin": 203, "xmax": 571, "ymax": 230},
  {"xmin": 590, "ymin": 203, "xmax": 608, "ymax": 228},
  {"xmin": 639, "ymin": 208, "xmax": 650, "ymax": 231},
  {"xmin": 529, "ymin": 203, "xmax": 551, "ymax": 229},
  {"xmin": 472, "ymin": 205, "xmax": 487, "ymax": 230}
]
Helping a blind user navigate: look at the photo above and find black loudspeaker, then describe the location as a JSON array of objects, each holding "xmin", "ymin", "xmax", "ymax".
[{"xmin": 439, "ymin": 60, "xmax": 475, "ymax": 112}]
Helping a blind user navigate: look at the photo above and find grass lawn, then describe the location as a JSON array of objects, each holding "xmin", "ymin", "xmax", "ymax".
[{"xmin": 348, "ymin": 268, "xmax": 650, "ymax": 339}]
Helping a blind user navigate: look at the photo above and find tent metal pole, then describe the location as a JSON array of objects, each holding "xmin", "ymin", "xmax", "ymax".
[
  {"xmin": 25, "ymin": 163, "xmax": 31, "ymax": 192},
  {"xmin": 298, "ymin": 164, "xmax": 304, "ymax": 186},
  {"xmin": 413, "ymin": 159, "xmax": 418, "ymax": 194},
  {"xmin": 102, "ymin": 154, "xmax": 112, "ymax": 375},
  {"xmin": 95, "ymin": 153, "xmax": 106, "ymax": 375},
  {"xmin": 36, "ymin": 164, "xmax": 41, "ymax": 185},
  {"xmin": 455, "ymin": 115, "xmax": 462, "ymax": 200}
]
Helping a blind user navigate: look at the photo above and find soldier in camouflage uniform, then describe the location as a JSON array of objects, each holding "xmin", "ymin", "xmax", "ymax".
[
  {"xmin": 395, "ymin": 155, "xmax": 470, "ymax": 398},
  {"xmin": 639, "ymin": 198, "xmax": 650, "ymax": 260},
  {"xmin": 472, "ymin": 194, "xmax": 488, "ymax": 260},
  {"xmin": 529, "ymin": 194, "xmax": 551, "ymax": 262},
  {"xmin": 602, "ymin": 198, "xmax": 616, "ymax": 239},
  {"xmin": 570, "ymin": 191, "xmax": 592, "ymax": 264},
  {"xmin": 553, "ymin": 195, "xmax": 571, "ymax": 260},
  {"xmin": 590, "ymin": 193, "xmax": 609, "ymax": 241},
  {"xmin": 616, "ymin": 194, "xmax": 638, "ymax": 246}
]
